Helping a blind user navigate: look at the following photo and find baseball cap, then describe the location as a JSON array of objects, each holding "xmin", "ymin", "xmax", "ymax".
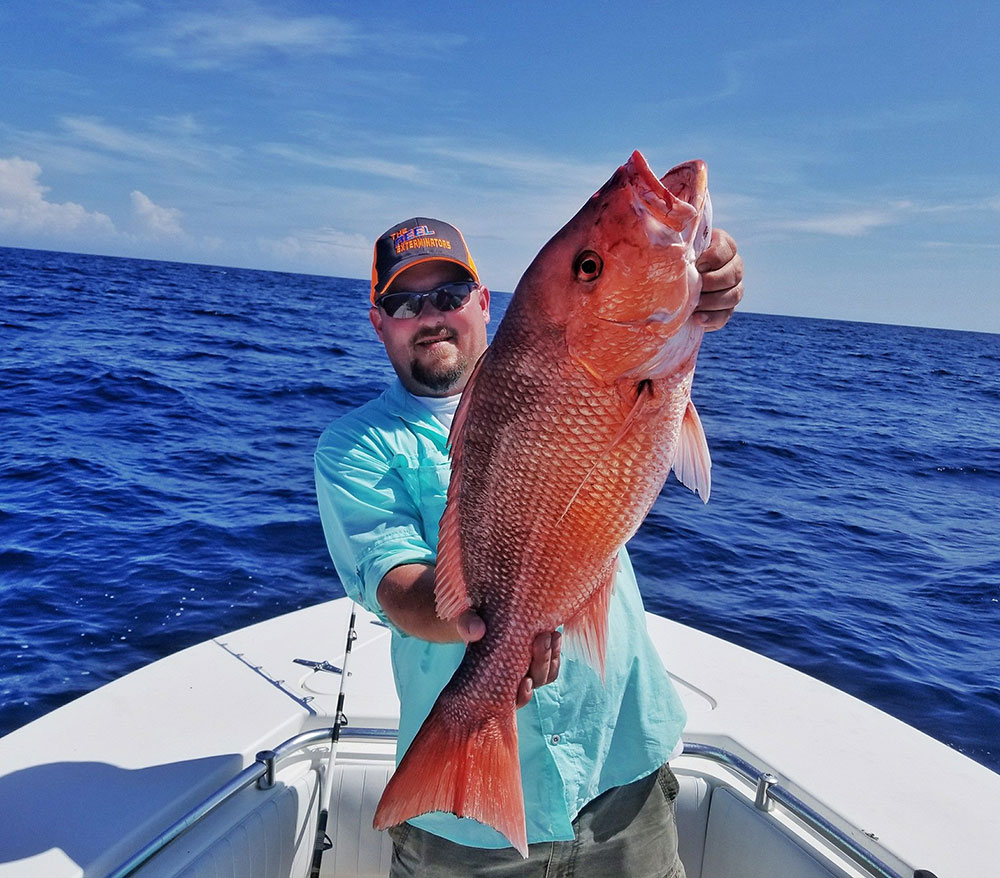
[{"xmin": 371, "ymin": 217, "xmax": 479, "ymax": 303}]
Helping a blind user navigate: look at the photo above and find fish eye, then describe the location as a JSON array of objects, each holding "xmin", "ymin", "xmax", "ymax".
[{"xmin": 574, "ymin": 251, "xmax": 603, "ymax": 282}]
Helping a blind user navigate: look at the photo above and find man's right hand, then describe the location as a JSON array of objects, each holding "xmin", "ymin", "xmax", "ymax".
[{"xmin": 378, "ymin": 565, "xmax": 562, "ymax": 705}]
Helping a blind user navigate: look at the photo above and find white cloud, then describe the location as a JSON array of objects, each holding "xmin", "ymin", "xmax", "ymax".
[
  {"xmin": 763, "ymin": 195, "xmax": 998, "ymax": 239},
  {"xmin": 0, "ymin": 156, "xmax": 116, "ymax": 237},
  {"xmin": 258, "ymin": 226, "xmax": 371, "ymax": 274},
  {"xmin": 120, "ymin": 7, "xmax": 464, "ymax": 70},
  {"xmin": 262, "ymin": 144, "xmax": 427, "ymax": 184},
  {"xmin": 0, "ymin": 154, "xmax": 196, "ymax": 250},
  {"xmin": 776, "ymin": 209, "xmax": 899, "ymax": 237},
  {"xmin": 415, "ymin": 140, "xmax": 609, "ymax": 190},
  {"xmin": 59, "ymin": 116, "xmax": 225, "ymax": 169},
  {"xmin": 139, "ymin": 9, "xmax": 360, "ymax": 68},
  {"xmin": 130, "ymin": 190, "xmax": 186, "ymax": 239}
]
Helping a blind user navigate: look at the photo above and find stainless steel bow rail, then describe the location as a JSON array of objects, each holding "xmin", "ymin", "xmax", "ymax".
[
  {"xmin": 109, "ymin": 734, "xmax": 937, "ymax": 878},
  {"xmin": 681, "ymin": 742, "xmax": 938, "ymax": 878},
  {"xmin": 107, "ymin": 725, "xmax": 398, "ymax": 878}
]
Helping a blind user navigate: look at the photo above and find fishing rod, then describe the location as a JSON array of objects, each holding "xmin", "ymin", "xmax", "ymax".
[{"xmin": 306, "ymin": 602, "xmax": 358, "ymax": 878}]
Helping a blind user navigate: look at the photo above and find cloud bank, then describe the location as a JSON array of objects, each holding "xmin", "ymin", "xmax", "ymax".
[
  {"xmin": 0, "ymin": 156, "xmax": 116, "ymax": 237},
  {"xmin": 0, "ymin": 155, "xmax": 191, "ymax": 247}
]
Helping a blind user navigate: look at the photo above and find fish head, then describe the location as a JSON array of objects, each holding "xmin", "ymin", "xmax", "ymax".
[{"xmin": 515, "ymin": 150, "xmax": 712, "ymax": 383}]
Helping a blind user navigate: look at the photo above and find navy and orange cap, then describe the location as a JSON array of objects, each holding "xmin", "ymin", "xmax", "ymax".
[{"xmin": 370, "ymin": 217, "xmax": 479, "ymax": 304}]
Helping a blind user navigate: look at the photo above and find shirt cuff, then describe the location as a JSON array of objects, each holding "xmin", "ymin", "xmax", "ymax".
[{"xmin": 358, "ymin": 537, "xmax": 437, "ymax": 637}]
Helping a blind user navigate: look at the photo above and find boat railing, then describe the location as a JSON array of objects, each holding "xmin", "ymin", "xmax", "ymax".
[
  {"xmin": 109, "ymin": 731, "xmax": 928, "ymax": 878},
  {"xmin": 108, "ymin": 725, "xmax": 398, "ymax": 878},
  {"xmin": 680, "ymin": 741, "xmax": 912, "ymax": 878}
]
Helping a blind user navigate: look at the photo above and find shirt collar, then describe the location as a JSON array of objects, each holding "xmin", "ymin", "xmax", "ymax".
[{"xmin": 384, "ymin": 379, "xmax": 450, "ymax": 439}]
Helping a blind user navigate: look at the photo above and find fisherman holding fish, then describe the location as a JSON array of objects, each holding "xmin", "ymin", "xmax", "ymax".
[{"xmin": 316, "ymin": 154, "xmax": 743, "ymax": 877}]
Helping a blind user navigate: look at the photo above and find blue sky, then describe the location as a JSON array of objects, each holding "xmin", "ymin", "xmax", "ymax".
[{"xmin": 1, "ymin": 1, "xmax": 997, "ymax": 332}]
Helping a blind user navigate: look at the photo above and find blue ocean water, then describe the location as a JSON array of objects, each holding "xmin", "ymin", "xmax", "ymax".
[{"xmin": 1, "ymin": 246, "xmax": 998, "ymax": 774}]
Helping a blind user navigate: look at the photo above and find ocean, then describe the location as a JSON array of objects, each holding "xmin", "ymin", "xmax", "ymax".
[{"xmin": 1, "ymin": 245, "xmax": 997, "ymax": 774}]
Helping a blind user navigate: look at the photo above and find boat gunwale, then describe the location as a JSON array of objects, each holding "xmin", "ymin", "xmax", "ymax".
[{"xmin": 108, "ymin": 728, "xmax": 908, "ymax": 878}]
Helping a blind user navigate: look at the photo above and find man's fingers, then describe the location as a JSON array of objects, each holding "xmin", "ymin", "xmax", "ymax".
[
  {"xmin": 531, "ymin": 633, "xmax": 553, "ymax": 682},
  {"xmin": 696, "ymin": 281, "xmax": 745, "ymax": 331},
  {"xmin": 517, "ymin": 631, "xmax": 562, "ymax": 708},
  {"xmin": 694, "ymin": 227, "xmax": 743, "ymax": 332},
  {"xmin": 516, "ymin": 676, "xmax": 534, "ymax": 708},
  {"xmin": 547, "ymin": 632, "xmax": 562, "ymax": 684},
  {"xmin": 699, "ymin": 257, "xmax": 744, "ymax": 296},
  {"xmin": 530, "ymin": 630, "xmax": 561, "ymax": 686},
  {"xmin": 696, "ymin": 228, "xmax": 737, "ymax": 275},
  {"xmin": 456, "ymin": 610, "xmax": 485, "ymax": 643}
]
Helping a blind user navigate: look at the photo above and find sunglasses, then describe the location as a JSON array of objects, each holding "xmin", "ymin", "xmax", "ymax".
[{"xmin": 376, "ymin": 280, "xmax": 479, "ymax": 319}]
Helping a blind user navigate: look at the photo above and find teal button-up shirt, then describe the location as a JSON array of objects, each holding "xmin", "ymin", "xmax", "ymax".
[{"xmin": 315, "ymin": 379, "xmax": 686, "ymax": 849}]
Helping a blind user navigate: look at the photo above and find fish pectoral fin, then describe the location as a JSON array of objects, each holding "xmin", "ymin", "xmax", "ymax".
[
  {"xmin": 563, "ymin": 559, "xmax": 617, "ymax": 680},
  {"xmin": 613, "ymin": 377, "xmax": 660, "ymax": 445},
  {"xmin": 373, "ymin": 694, "xmax": 528, "ymax": 857},
  {"xmin": 555, "ymin": 382, "xmax": 659, "ymax": 528},
  {"xmin": 672, "ymin": 400, "xmax": 711, "ymax": 503}
]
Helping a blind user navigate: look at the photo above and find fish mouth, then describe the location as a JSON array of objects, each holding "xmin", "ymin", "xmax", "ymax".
[
  {"xmin": 589, "ymin": 152, "xmax": 712, "ymax": 342},
  {"xmin": 623, "ymin": 150, "xmax": 709, "ymax": 241}
]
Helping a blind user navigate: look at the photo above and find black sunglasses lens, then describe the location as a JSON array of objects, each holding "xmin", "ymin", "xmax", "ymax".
[
  {"xmin": 429, "ymin": 287, "xmax": 472, "ymax": 312},
  {"xmin": 378, "ymin": 281, "xmax": 476, "ymax": 319},
  {"xmin": 377, "ymin": 293, "xmax": 420, "ymax": 318}
]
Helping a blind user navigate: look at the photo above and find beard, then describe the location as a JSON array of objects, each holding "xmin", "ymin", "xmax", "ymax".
[{"xmin": 410, "ymin": 354, "xmax": 469, "ymax": 393}]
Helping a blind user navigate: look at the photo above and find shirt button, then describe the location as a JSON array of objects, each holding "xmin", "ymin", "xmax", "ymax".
[{"xmin": 551, "ymin": 734, "xmax": 561, "ymax": 744}]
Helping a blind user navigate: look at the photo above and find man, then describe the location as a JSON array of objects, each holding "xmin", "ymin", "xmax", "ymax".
[{"xmin": 315, "ymin": 216, "xmax": 744, "ymax": 876}]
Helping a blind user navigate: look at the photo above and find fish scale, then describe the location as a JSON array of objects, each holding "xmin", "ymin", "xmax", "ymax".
[{"xmin": 373, "ymin": 151, "xmax": 713, "ymax": 855}]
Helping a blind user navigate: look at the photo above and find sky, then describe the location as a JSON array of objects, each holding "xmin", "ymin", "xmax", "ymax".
[{"xmin": 1, "ymin": 0, "xmax": 998, "ymax": 333}]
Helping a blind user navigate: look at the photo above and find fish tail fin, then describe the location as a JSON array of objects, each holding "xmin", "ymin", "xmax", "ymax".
[{"xmin": 373, "ymin": 697, "xmax": 528, "ymax": 857}]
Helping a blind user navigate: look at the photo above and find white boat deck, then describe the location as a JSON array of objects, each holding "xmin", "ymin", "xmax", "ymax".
[{"xmin": 0, "ymin": 598, "xmax": 996, "ymax": 876}]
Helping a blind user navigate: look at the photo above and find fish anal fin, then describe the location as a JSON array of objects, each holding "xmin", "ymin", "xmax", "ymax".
[
  {"xmin": 672, "ymin": 400, "xmax": 711, "ymax": 503},
  {"xmin": 563, "ymin": 560, "xmax": 616, "ymax": 680},
  {"xmin": 373, "ymin": 699, "xmax": 528, "ymax": 857}
]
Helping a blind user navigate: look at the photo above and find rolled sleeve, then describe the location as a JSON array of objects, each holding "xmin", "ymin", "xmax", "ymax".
[{"xmin": 315, "ymin": 433, "xmax": 437, "ymax": 628}]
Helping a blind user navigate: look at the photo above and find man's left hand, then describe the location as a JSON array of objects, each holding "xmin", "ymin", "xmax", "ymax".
[
  {"xmin": 516, "ymin": 631, "xmax": 562, "ymax": 708},
  {"xmin": 695, "ymin": 228, "xmax": 744, "ymax": 331}
]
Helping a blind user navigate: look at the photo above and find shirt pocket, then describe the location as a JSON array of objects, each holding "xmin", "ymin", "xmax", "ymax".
[{"xmin": 394, "ymin": 460, "xmax": 452, "ymax": 547}]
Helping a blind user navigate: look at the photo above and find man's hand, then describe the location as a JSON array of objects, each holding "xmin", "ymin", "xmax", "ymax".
[
  {"xmin": 378, "ymin": 567, "xmax": 562, "ymax": 707},
  {"xmin": 518, "ymin": 630, "xmax": 562, "ymax": 708},
  {"xmin": 458, "ymin": 610, "xmax": 561, "ymax": 708},
  {"xmin": 695, "ymin": 228, "xmax": 744, "ymax": 331}
]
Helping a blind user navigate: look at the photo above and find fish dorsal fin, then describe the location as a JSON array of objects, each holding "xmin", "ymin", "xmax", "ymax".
[
  {"xmin": 672, "ymin": 400, "xmax": 711, "ymax": 502},
  {"xmin": 447, "ymin": 349, "xmax": 487, "ymax": 457},
  {"xmin": 435, "ymin": 352, "xmax": 489, "ymax": 621},
  {"xmin": 562, "ymin": 558, "xmax": 617, "ymax": 680},
  {"xmin": 434, "ymin": 499, "xmax": 472, "ymax": 620}
]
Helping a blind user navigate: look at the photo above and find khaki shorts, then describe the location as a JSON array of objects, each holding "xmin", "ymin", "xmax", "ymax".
[{"xmin": 388, "ymin": 764, "xmax": 685, "ymax": 878}]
